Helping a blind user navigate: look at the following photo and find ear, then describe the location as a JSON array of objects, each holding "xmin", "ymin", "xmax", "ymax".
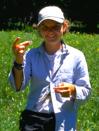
[{"xmin": 63, "ymin": 19, "xmax": 70, "ymax": 34}]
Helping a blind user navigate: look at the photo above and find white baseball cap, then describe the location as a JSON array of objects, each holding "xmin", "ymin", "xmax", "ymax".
[{"xmin": 37, "ymin": 6, "xmax": 65, "ymax": 26}]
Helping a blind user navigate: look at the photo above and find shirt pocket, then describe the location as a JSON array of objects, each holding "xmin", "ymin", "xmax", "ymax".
[{"xmin": 55, "ymin": 69, "xmax": 74, "ymax": 84}]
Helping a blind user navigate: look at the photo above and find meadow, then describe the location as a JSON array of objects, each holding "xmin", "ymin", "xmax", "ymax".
[{"xmin": 0, "ymin": 29, "xmax": 99, "ymax": 131}]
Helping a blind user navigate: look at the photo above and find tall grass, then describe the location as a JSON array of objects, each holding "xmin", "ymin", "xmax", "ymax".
[{"xmin": 0, "ymin": 30, "xmax": 99, "ymax": 131}]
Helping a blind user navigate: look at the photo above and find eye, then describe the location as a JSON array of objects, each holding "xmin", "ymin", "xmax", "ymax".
[
  {"xmin": 54, "ymin": 25, "xmax": 61, "ymax": 30},
  {"xmin": 39, "ymin": 24, "xmax": 62, "ymax": 32},
  {"xmin": 39, "ymin": 26, "xmax": 48, "ymax": 31}
]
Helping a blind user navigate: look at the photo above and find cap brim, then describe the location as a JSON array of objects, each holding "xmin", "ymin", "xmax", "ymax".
[{"xmin": 37, "ymin": 17, "xmax": 64, "ymax": 26}]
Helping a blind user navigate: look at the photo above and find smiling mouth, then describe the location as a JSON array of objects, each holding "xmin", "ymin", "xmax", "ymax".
[
  {"xmin": 47, "ymin": 35, "xmax": 57, "ymax": 40},
  {"xmin": 47, "ymin": 38, "xmax": 57, "ymax": 42}
]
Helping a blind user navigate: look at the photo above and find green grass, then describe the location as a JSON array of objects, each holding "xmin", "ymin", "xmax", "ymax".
[{"xmin": 0, "ymin": 30, "xmax": 99, "ymax": 131}]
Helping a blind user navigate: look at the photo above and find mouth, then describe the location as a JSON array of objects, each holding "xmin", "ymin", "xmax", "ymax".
[{"xmin": 46, "ymin": 35, "xmax": 57, "ymax": 41}]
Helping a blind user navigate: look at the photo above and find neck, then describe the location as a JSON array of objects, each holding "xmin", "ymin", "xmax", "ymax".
[{"xmin": 44, "ymin": 41, "xmax": 62, "ymax": 55}]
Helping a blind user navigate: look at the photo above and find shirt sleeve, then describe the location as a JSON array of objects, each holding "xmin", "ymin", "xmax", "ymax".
[
  {"xmin": 8, "ymin": 51, "xmax": 32, "ymax": 91},
  {"xmin": 8, "ymin": 69, "xmax": 17, "ymax": 91},
  {"xmin": 74, "ymin": 52, "xmax": 91, "ymax": 105}
]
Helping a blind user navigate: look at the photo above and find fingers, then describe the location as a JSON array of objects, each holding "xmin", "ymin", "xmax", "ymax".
[
  {"xmin": 13, "ymin": 37, "xmax": 32, "ymax": 48},
  {"xmin": 15, "ymin": 41, "xmax": 32, "ymax": 54},
  {"xmin": 12, "ymin": 37, "xmax": 32, "ymax": 63},
  {"xmin": 15, "ymin": 45, "xmax": 26, "ymax": 54},
  {"xmin": 15, "ymin": 41, "xmax": 32, "ymax": 49},
  {"xmin": 54, "ymin": 87, "xmax": 70, "ymax": 97},
  {"xmin": 54, "ymin": 87, "xmax": 69, "ymax": 92},
  {"xmin": 54, "ymin": 83, "xmax": 69, "ymax": 93},
  {"xmin": 54, "ymin": 82, "xmax": 73, "ymax": 97},
  {"xmin": 12, "ymin": 37, "xmax": 32, "ymax": 53},
  {"xmin": 55, "ymin": 82, "xmax": 69, "ymax": 89},
  {"xmin": 20, "ymin": 41, "xmax": 32, "ymax": 47},
  {"xmin": 12, "ymin": 37, "xmax": 20, "ymax": 51},
  {"xmin": 13, "ymin": 37, "xmax": 21, "ymax": 46}
]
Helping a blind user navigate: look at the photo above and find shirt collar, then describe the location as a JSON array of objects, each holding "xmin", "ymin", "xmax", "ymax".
[
  {"xmin": 61, "ymin": 40, "xmax": 69, "ymax": 55},
  {"xmin": 38, "ymin": 40, "xmax": 69, "ymax": 55}
]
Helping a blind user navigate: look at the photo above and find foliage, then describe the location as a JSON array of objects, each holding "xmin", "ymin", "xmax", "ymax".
[
  {"xmin": 0, "ymin": 30, "xmax": 99, "ymax": 131},
  {"xmin": 0, "ymin": 0, "xmax": 99, "ymax": 32}
]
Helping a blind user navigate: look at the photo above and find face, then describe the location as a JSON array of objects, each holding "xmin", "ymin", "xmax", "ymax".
[{"xmin": 38, "ymin": 20, "xmax": 66, "ymax": 45}]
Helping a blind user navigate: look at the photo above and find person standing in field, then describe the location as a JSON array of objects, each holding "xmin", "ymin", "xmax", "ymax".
[{"xmin": 9, "ymin": 6, "xmax": 91, "ymax": 131}]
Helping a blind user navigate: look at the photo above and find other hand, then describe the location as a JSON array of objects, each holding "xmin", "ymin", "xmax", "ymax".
[{"xmin": 54, "ymin": 82, "xmax": 76, "ymax": 97}]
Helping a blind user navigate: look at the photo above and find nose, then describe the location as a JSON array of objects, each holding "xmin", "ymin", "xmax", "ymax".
[{"xmin": 47, "ymin": 29, "xmax": 55, "ymax": 36}]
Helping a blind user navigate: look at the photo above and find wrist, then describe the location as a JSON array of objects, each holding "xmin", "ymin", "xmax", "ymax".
[{"xmin": 13, "ymin": 61, "xmax": 23, "ymax": 70}]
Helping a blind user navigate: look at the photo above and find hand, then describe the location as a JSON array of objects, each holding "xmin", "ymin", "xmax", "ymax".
[
  {"xmin": 12, "ymin": 37, "xmax": 32, "ymax": 64},
  {"xmin": 54, "ymin": 82, "xmax": 76, "ymax": 97}
]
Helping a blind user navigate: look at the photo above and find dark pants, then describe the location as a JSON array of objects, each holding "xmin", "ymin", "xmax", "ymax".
[{"xmin": 19, "ymin": 110, "xmax": 55, "ymax": 131}]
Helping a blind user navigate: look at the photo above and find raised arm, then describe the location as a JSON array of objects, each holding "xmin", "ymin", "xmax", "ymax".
[{"xmin": 12, "ymin": 37, "xmax": 32, "ymax": 91}]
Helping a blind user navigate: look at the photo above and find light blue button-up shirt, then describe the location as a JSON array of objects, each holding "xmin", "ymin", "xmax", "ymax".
[{"xmin": 9, "ymin": 42, "xmax": 91, "ymax": 131}]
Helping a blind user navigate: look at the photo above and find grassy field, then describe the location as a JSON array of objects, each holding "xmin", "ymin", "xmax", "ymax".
[{"xmin": 0, "ymin": 30, "xmax": 99, "ymax": 131}]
